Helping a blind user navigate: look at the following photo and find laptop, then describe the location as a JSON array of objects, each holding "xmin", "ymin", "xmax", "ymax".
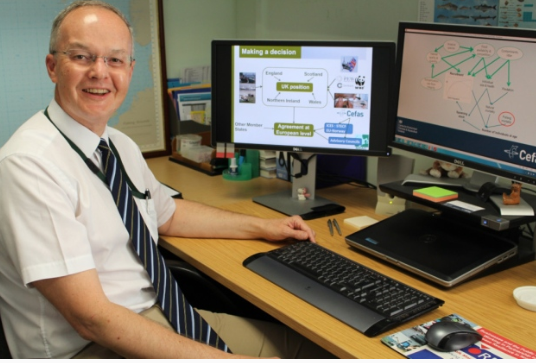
[{"xmin": 345, "ymin": 209, "xmax": 518, "ymax": 287}]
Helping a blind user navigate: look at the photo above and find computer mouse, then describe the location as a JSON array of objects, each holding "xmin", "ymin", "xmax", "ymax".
[
  {"xmin": 425, "ymin": 321, "xmax": 483, "ymax": 352},
  {"xmin": 477, "ymin": 182, "xmax": 510, "ymax": 202}
]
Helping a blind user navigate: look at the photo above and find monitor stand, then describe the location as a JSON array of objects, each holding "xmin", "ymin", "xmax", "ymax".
[
  {"xmin": 253, "ymin": 153, "xmax": 345, "ymax": 219},
  {"xmin": 402, "ymin": 170, "xmax": 497, "ymax": 192},
  {"xmin": 402, "ymin": 170, "xmax": 534, "ymax": 216},
  {"xmin": 489, "ymin": 195, "xmax": 534, "ymax": 216}
]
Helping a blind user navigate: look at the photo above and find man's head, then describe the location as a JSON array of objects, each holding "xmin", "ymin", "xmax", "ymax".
[{"xmin": 46, "ymin": 0, "xmax": 135, "ymax": 135}]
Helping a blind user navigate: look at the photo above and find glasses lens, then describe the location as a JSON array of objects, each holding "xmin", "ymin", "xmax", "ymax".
[
  {"xmin": 64, "ymin": 50, "xmax": 131, "ymax": 68},
  {"xmin": 66, "ymin": 50, "xmax": 92, "ymax": 66},
  {"xmin": 106, "ymin": 55, "xmax": 129, "ymax": 68}
]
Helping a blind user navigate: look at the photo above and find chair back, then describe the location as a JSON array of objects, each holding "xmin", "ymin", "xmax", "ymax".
[{"xmin": 0, "ymin": 314, "xmax": 12, "ymax": 358}]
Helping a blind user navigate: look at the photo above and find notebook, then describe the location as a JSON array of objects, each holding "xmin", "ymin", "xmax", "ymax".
[{"xmin": 345, "ymin": 209, "xmax": 518, "ymax": 287}]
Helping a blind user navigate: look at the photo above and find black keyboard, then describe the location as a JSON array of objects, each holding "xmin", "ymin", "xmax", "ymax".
[{"xmin": 243, "ymin": 241, "xmax": 444, "ymax": 337}]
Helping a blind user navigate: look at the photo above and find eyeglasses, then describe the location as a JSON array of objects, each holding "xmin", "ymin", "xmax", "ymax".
[{"xmin": 52, "ymin": 49, "xmax": 134, "ymax": 69}]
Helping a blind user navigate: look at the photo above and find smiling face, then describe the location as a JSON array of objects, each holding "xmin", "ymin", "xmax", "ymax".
[{"xmin": 45, "ymin": 6, "xmax": 135, "ymax": 135}]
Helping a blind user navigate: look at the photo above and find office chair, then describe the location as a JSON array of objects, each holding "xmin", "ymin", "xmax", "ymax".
[
  {"xmin": 0, "ymin": 314, "xmax": 12, "ymax": 359},
  {"xmin": 159, "ymin": 245, "xmax": 276, "ymax": 322}
]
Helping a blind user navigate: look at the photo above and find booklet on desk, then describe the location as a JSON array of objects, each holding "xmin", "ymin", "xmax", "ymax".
[
  {"xmin": 413, "ymin": 186, "xmax": 458, "ymax": 202},
  {"xmin": 381, "ymin": 313, "xmax": 536, "ymax": 359}
]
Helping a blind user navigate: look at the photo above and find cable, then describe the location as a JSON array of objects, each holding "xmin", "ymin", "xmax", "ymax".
[
  {"xmin": 277, "ymin": 152, "xmax": 291, "ymax": 181},
  {"xmin": 315, "ymin": 173, "xmax": 377, "ymax": 190},
  {"xmin": 288, "ymin": 153, "xmax": 316, "ymax": 178}
]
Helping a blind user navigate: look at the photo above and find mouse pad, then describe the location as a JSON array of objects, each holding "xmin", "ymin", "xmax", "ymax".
[
  {"xmin": 345, "ymin": 209, "xmax": 517, "ymax": 287},
  {"xmin": 380, "ymin": 313, "xmax": 532, "ymax": 359}
]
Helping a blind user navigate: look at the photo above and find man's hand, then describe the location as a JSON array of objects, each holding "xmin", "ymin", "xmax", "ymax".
[{"xmin": 260, "ymin": 215, "xmax": 316, "ymax": 243}]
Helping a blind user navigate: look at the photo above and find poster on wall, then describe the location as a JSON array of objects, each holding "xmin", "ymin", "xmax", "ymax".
[
  {"xmin": 0, "ymin": 0, "xmax": 170, "ymax": 156},
  {"xmin": 418, "ymin": 0, "xmax": 536, "ymax": 29}
]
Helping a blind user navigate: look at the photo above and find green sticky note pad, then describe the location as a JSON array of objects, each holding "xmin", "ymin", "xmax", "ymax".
[{"xmin": 413, "ymin": 186, "xmax": 458, "ymax": 202}]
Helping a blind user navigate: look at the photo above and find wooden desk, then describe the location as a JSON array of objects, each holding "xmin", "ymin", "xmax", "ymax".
[
  {"xmin": 148, "ymin": 156, "xmax": 291, "ymax": 207},
  {"xmin": 148, "ymin": 157, "xmax": 536, "ymax": 358}
]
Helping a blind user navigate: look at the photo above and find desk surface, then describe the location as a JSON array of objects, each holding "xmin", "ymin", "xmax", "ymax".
[{"xmin": 147, "ymin": 156, "xmax": 536, "ymax": 359}]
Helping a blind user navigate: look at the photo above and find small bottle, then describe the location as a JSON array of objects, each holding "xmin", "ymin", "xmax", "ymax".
[{"xmin": 229, "ymin": 158, "xmax": 238, "ymax": 175}]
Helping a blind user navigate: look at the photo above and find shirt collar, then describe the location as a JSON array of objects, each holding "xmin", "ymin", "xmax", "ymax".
[{"xmin": 46, "ymin": 99, "xmax": 109, "ymax": 157}]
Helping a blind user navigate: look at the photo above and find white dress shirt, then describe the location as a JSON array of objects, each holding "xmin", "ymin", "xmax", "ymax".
[{"xmin": 0, "ymin": 100, "xmax": 176, "ymax": 358}]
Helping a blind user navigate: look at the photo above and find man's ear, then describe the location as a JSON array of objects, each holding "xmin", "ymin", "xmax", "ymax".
[
  {"xmin": 127, "ymin": 59, "xmax": 136, "ymax": 80},
  {"xmin": 46, "ymin": 53, "xmax": 58, "ymax": 84}
]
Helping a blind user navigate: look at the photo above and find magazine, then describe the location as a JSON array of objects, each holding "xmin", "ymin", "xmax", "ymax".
[{"xmin": 381, "ymin": 313, "xmax": 536, "ymax": 359}]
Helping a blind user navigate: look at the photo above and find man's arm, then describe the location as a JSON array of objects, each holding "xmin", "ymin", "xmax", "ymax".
[
  {"xmin": 158, "ymin": 198, "xmax": 316, "ymax": 242},
  {"xmin": 32, "ymin": 269, "xmax": 251, "ymax": 359}
]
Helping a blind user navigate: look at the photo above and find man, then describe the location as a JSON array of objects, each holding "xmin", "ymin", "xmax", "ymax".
[{"xmin": 0, "ymin": 1, "xmax": 330, "ymax": 358}]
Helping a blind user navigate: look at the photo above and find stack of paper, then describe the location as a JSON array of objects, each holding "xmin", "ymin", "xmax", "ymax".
[{"xmin": 260, "ymin": 150, "xmax": 277, "ymax": 178}]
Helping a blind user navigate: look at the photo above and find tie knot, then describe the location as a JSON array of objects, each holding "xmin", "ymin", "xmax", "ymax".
[{"xmin": 98, "ymin": 138, "xmax": 110, "ymax": 152}]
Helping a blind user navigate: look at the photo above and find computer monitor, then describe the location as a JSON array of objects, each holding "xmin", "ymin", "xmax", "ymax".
[
  {"xmin": 211, "ymin": 40, "xmax": 395, "ymax": 218},
  {"xmin": 393, "ymin": 22, "xmax": 536, "ymax": 213}
]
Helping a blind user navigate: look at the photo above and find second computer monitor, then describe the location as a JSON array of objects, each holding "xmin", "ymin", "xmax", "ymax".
[
  {"xmin": 393, "ymin": 22, "xmax": 536, "ymax": 192},
  {"xmin": 211, "ymin": 40, "xmax": 396, "ymax": 217}
]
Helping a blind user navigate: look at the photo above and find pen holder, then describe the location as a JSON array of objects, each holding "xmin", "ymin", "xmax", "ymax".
[
  {"xmin": 222, "ymin": 151, "xmax": 258, "ymax": 181},
  {"xmin": 246, "ymin": 149, "xmax": 260, "ymax": 178},
  {"xmin": 222, "ymin": 162, "xmax": 252, "ymax": 181}
]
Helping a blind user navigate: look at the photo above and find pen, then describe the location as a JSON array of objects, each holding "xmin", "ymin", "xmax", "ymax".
[
  {"xmin": 145, "ymin": 188, "xmax": 151, "ymax": 210},
  {"xmin": 238, "ymin": 155, "xmax": 244, "ymax": 168},
  {"xmin": 327, "ymin": 219, "xmax": 333, "ymax": 236},
  {"xmin": 333, "ymin": 219, "xmax": 342, "ymax": 236}
]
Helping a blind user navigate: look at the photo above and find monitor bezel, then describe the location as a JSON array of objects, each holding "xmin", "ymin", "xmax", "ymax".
[
  {"xmin": 392, "ymin": 21, "xmax": 536, "ymax": 187},
  {"xmin": 211, "ymin": 39, "xmax": 396, "ymax": 157}
]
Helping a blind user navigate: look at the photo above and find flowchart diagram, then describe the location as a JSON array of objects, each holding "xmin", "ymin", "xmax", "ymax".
[{"xmin": 416, "ymin": 38, "xmax": 523, "ymax": 140}]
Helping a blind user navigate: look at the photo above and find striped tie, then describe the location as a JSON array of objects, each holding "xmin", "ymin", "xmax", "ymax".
[{"xmin": 98, "ymin": 139, "xmax": 229, "ymax": 351}]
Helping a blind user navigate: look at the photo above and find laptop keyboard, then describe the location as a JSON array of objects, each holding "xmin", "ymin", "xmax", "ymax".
[{"xmin": 243, "ymin": 241, "xmax": 444, "ymax": 337}]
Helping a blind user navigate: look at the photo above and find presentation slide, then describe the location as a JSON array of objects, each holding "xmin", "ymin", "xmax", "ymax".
[{"xmin": 231, "ymin": 45, "xmax": 373, "ymax": 151}]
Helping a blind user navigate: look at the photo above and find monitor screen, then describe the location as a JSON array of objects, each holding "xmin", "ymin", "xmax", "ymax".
[
  {"xmin": 211, "ymin": 40, "xmax": 395, "ymax": 157},
  {"xmin": 393, "ymin": 22, "xmax": 536, "ymax": 190},
  {"xmin": 211, "ymin": 40, "xmax": 396, "ymax": 218}
]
